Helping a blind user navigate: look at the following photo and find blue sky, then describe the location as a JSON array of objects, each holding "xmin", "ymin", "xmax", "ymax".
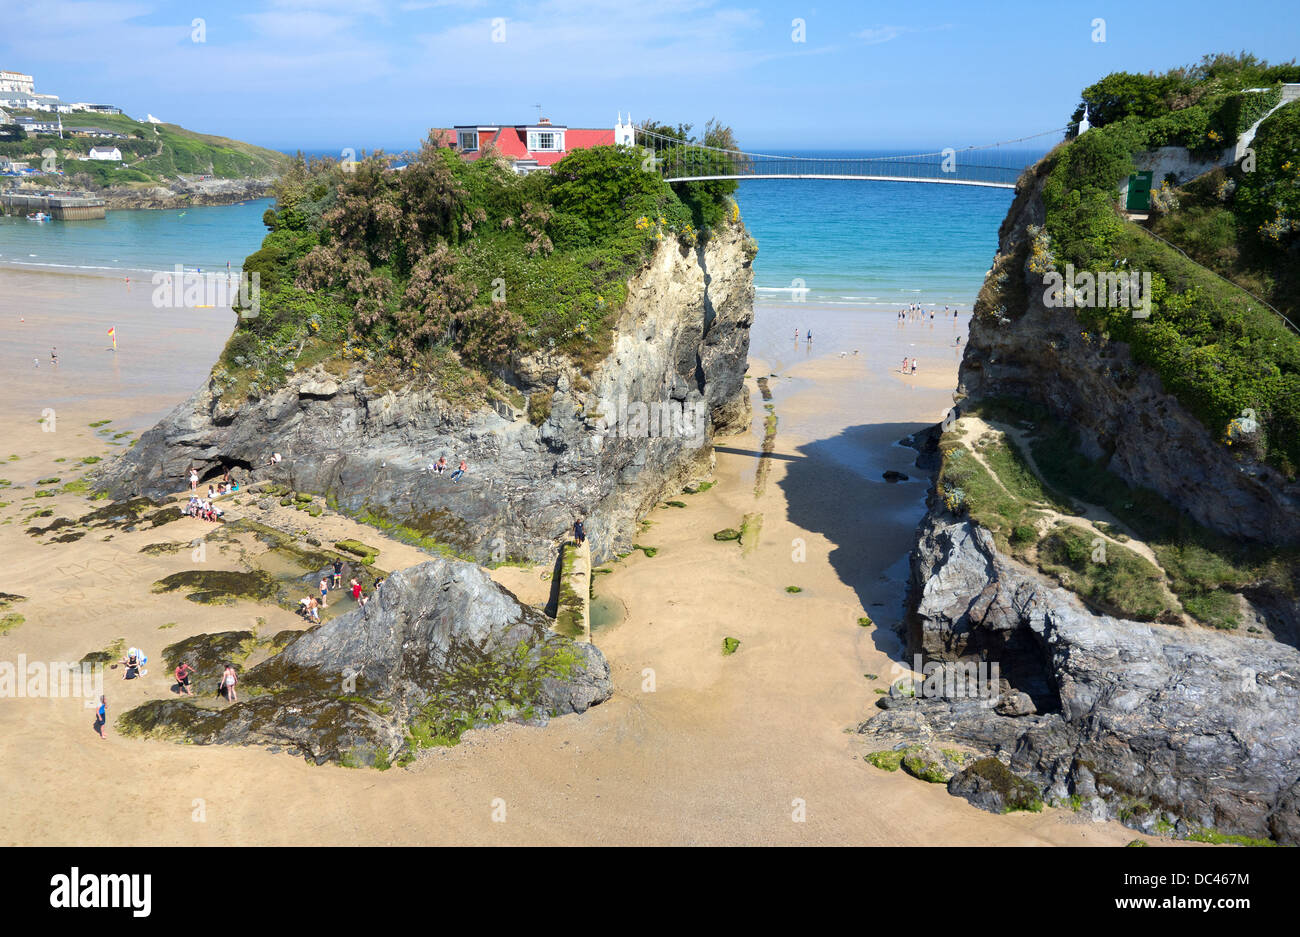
[{"xmin": 2, "ymin": 0, "xmax": 1296, "ymax": 153}]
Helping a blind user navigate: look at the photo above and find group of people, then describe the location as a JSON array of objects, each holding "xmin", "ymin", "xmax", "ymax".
[
  {"xmin": 120, "ymin": 654, "xmax": 237, "ymax": 699},
  {"xmin": 793, "ymin": 329, "xmax": 813, "ymax": 344},
  {"xmin": 187, "ymin": 465, "xmax": 240, "ymax": 494},
  {"xmin": 897, "ymin": 303, "xmax": 960, "ymax": 323},
  {"xmin": 428, "ymin": 455, "xmax": 469, "ymax": 482},
  {"xmin": 298, "ymin": 561, "xmax": 383, "ymax": 623},
  {"xmin": 184, "ymin": 495, "xmax": 224, "ymax": 521},
  {"xmin": 899, "ymin": 357, "xmax": 919, "ymax": 375},
  {"xmin": 181, "ymin": 465, "xmax": 241, "ymax": 519}
]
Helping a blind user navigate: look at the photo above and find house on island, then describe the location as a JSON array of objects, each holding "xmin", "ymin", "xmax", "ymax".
[
  {"xmin": 87, "ymin": 146, "xmax": 122, "ymax": 161},
  {"xmin": 1113, "ymin": 83, "xmax": 1300, "ymax": 212},
  {"xmin": 452, "ymin": 115, "xmax": 635, "ymax": 173}
]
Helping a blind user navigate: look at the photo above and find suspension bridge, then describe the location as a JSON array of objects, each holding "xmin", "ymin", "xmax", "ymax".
[{"xmin": 634, "ymin": 127, "xmax": 1067, "ymax": 189}]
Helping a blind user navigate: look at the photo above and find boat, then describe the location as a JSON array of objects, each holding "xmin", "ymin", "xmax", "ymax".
[{"xmin": 26, "ymin": 212, "xmax": 49, "ymax": 222}]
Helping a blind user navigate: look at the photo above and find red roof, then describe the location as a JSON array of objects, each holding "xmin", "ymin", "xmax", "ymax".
[{"xmin": 461, "ymin": 126, "xmax": 615, "ymax": 167}]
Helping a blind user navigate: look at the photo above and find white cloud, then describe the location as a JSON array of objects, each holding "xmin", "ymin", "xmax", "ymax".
[{"xmin": 855, "ymin": 26, "xmax": 906, "ymax": 45}]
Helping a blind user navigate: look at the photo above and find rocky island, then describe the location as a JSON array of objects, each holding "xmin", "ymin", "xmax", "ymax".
[
  {"xmin": 99, "ymin": 130, "xmax": 754, "ymax": 763},
  {"xmin": 102, "ymin": 137, "xmax": 755, "ymax": 563}
]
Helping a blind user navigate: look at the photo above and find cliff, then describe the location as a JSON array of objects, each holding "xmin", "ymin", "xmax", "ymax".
[
  {"xmin": 864, "ymin": 514, "xmax": 1300, "ymax": 844},
  {"xmin": 960, "ymin": 163, "xmax": 1300, "ymax": 546},
  {"xmin": 98, "ymin": 176, "xmax": 276, "ymax": 210},
  {"xmin": 100, "ymin": 223, "xmax": 754, "ymax": 563},
  {"xmin": 865, "ymin": 156, "xmax": 1300, "ymax": 843},
  {"xmin": 1, "ymin": 108, "xmax": 289, "ymax": 207}
]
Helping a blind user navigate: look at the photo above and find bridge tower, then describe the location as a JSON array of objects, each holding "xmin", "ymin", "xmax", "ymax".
[{"xmin": 615, "ymin": 112, "xmax": 634, "ymax": 147}]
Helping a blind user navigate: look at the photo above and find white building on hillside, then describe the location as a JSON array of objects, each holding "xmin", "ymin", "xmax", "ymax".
[
  {"xmin": 69, "ymin": 102, "xmax": 123, "ymax": 115},
  {"xmin": 87, "ymin": 146, "xmax": 122, "ymax": 161},
  {"xmin": 0, "ymin": 71, "xmax": 34, "ymax": 94}
]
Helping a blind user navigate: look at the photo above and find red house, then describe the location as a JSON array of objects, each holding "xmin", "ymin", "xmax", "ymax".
[{"xmin": 453, "ymin": 115, "xmax": 635, "ymax": 173}]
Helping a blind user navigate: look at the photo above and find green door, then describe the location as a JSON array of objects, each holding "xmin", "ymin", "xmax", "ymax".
[{"xmin": 1126, "ymin": 171, "xmax": 1153, "ymax": 210}]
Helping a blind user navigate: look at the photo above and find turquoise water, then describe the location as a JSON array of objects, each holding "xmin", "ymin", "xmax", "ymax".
[
  {"xmin": 0, "ymin": 198, "xmax": 272, "ymax": 276},
  {"xmin": 739, "ymin": 179, "xmax": 1012, "ymax": 309},
  {"xmin": 0, "ymin": 148, "xmax": 1039, "ymax": 309}
]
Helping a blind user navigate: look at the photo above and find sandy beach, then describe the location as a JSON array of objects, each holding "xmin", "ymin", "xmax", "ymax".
[{"xmin": 0, "ymin": 267, "xmax": 1147, "ymax": 846}]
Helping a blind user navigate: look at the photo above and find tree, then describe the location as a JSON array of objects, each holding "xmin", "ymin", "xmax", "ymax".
[
  {"xmin": 639, "ymin": 119, "xmax": 693, "ymax": 144},
  {"xmin": 548, "ymin": 145, "xmax": 676, "ymax": 240}
]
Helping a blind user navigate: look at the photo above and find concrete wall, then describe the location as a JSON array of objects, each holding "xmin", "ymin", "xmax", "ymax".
[{"xmin": 1118, "ymin": 146, "xmax": 1229, "ymax": 207}]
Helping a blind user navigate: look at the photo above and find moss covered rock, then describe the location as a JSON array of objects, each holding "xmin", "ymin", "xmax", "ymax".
[
  {"xmin": 948, "ymin": 757, "xmax": 1044, "ymax": 813},
  {"xmin": 121, "ymin": 557, "xmax": 611, "ymax": 767}
]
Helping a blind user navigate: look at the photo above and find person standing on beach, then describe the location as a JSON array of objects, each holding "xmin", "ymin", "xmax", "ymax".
[
  {"xmin": 806, "ymin": 329, "xmax": 813, "ymax": 344},
  {"xmin": 174, "ymin": 661, "xmax": 195, "ymax": 696},
  {"xmin": 332, "ymin": 559, "xmax": 343, "ymax": 590},
  {"xmin": 188, "ymin": 467, "xmax": 198, "ymax": 492},
  {"xmin": 319, "ymin": 576, "xmax": 330, "ymax": 608},
  {"xmin": 50, "ymin": 347, "xmax": 58, "ymax": 367},
  {"xmin": 220, "ymin": 665, "xmax": 238, "ymax": 702},
  {"xmin": 911, "ymin": 359, "xmax": 918, "ymax": 375}
]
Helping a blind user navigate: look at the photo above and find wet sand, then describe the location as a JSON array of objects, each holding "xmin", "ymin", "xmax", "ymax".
[{"xmin": 0, "ymin": 269, "xmax": 1147, "ymax": 845}]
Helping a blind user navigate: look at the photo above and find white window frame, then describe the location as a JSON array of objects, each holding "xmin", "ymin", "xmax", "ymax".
[{"xmin": 527, "ymin": 130, "xmax": 563, "ymax": 152}]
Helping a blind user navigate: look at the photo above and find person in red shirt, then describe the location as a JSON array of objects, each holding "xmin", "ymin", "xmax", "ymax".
[
  {"xmin": 350, "ymin": 579, "xmax": 362, "ymax": 602},
  {"xmin": 174, "ymin": 661, "xmax": 195, "ymax": 696}
]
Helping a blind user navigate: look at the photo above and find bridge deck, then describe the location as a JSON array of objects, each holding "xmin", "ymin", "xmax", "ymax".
[{"xmin": 662, "ymin": 174, "xmax": 1016, "ymax": 188}]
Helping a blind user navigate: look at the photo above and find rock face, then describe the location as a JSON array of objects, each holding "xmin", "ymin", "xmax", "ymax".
[
  {"xmin": 121, "ymin": 557, "xmax": 611, "ymax": 765},
  {"xmin": 98, "ymin": 177, "xmax": 276, "ymax": 210},
  {"xmin": 100, "ymin": 225, "xmax": 754, "ymax": 563},
  {"xmin": 864, "ymin": 514, "xmax": 1300, "ymax": 843},
  {"xmin": 959, "ymin": 171, "xmax": 1300, "ymax": 546}
]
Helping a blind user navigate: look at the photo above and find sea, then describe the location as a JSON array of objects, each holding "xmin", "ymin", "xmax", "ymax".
[{"xmin": 0, "ymin": 147, "xmax": 1047, "ymax": 310}]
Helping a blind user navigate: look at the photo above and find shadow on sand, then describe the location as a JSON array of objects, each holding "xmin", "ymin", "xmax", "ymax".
[{"xmin": 774, "ymin": 420, "xmax": 936, "ymax": 660}]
